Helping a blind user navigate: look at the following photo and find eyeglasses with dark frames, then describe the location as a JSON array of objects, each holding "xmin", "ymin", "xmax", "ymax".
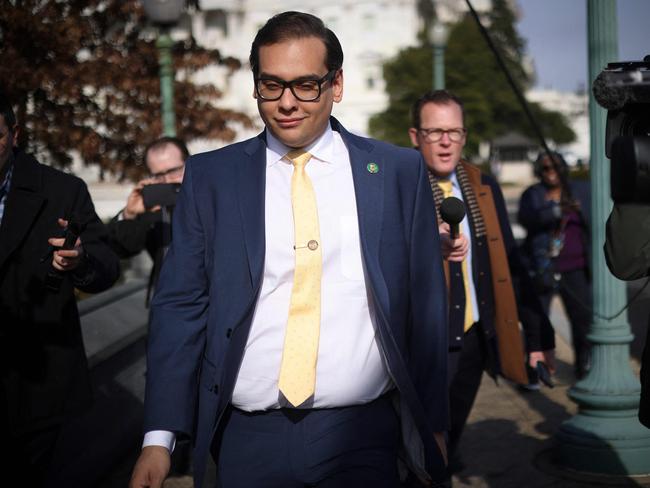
[
  {"xmin": 418, "ymin": 127, "xmax": 467, "ymax": 143},
  {"xmin": 150, "ymin": 164, "xmax": 184, "ymax": 180},
  {"xmin": 255, "ymin": 70, "xmax": 338, "ymax": 102}
]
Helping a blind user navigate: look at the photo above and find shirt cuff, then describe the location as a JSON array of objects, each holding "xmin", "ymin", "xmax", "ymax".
[{"xmin": 143, "ymin": 430, "xmax": 176, "ymax": 453}]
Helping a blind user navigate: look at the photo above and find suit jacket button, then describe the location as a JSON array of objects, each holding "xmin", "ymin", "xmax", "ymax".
[
  {"xmin": 211, "ymin": 384, "xmax": 219, "ymax": 394},
  {"xmin": 454, "ymin": 304, "xmax": 461, "ymax": 309},
  {"xmin": 226, "ymin": 328, "xmax": 232, "ymax": 338}
]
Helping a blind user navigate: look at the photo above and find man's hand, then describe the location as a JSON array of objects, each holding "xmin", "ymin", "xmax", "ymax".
[
  {"xmin": 49, "ymin": 218, "xmax": 83, "ymax": 271},
  {"xmin": 123, "ymin": 178, "xmax": 160, "ymax": 220},
  {"xmin": 438, "ymin": 222, "xmax": 469, "ymax": 262},
  {"xmin": 129, "ymin": 446, "xmax": 171, "ymax": 488},
  {"xmin": 528, "ymin": 349, "xmax": 556, "ymax": 374}
]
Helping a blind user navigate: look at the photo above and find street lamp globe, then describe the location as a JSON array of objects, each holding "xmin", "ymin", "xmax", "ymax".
[
  {"xmin": 429, "ymin": 21, "xmax": 449, "ymax": 49},
  {"xmin": 142, "ymin": 0, "xmax": 184, "ymax": 25}
]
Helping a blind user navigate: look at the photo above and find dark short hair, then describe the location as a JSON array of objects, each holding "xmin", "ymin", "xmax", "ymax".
[
  {"xmin": 249, "ymin": 11, "xmax": 343, "ymax": 77},
  {"xmin": 411, "ymin": 90, "xmax": 465, "ymax": 129},
  {"xmin": 143, "ymin": 136, "xmax": 190, "ymax": 167},
  {"xmin": 0, "ymin": 92, "xmax": 17, "ymax": 128}
]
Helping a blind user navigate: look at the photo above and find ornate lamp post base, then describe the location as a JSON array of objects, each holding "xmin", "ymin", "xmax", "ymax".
[
  {"xmin": 555, "ymin": 329, "xmax": 650, "ymax": 475},
  {"xmin": 556, "ymin": 412, "xmax": 650, "ymax": 475},
  {"xmin": 553, "ymin": 0, "xmax": 650, "ymax": 476}
]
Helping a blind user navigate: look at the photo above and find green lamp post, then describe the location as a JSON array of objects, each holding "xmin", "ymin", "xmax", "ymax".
[
  {"xmin": 142, "ymin": 0, "xmax": 185, "ymax": 137},
  {"xmin": 430, "ymin": 20, "xmax": 448, "ymax": 91},
  {"xmin": 554, "ymin": 0, "xmax": 650, "ymax": 476}
]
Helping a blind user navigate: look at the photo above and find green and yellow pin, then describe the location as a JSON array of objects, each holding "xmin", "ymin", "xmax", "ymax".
[{"xmin": 367, "ymin": 162, "xmax": 379, "ymax": 174}]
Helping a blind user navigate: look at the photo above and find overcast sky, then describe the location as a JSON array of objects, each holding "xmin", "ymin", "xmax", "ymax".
[{"xmin": 516, "ymin": 0, "xmax": 649, "ymax": 92}]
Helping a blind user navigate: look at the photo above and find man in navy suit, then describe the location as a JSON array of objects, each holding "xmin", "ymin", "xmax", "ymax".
[{"xmin": 130, "ymin": 12, "xmax": 448, "ymax": 488}]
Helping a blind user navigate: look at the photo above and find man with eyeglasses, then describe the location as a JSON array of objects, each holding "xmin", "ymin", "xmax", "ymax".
[
  {"xmin": 409, "ymin": 90, "xmax": 556, "ymax": 478},
  {"xmin": 107, "ymin": 136, "xmax": 193, "ymax": 476},
  {"xmin": 130, "ymin": 11, "xmax": 449, "ymax": 488},
  {"xmin": 107, "ymin": 137, "xmax": 189, "ymax": 304}
]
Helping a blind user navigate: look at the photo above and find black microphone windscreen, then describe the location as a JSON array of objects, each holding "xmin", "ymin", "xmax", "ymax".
[
  {"xmin": 592, "ymin": 71, "xmax": 629, "ymax": 110},
  {"xmin": 440, "ymin": 197, "xmax": 466, "ymax": 225},
  {"xmin": 593, "ymin": 69, "xmax": 650, "ymax": 111}
]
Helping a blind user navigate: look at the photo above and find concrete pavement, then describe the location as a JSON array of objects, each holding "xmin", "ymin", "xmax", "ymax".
[{"xmin": 451, "ymin": 323, "xmax": 648, "ymax": 488}]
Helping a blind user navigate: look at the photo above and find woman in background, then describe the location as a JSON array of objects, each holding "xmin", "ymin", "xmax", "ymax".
[{"xmin": 518, "ymin": 152, "xmax": 591, "ymax": 379}]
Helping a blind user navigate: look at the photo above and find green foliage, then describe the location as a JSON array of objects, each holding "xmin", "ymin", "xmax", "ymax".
[
  {"xmin": 370, "ymin": 6, "xmax": 575, "ymax": 158},
  {"xmin": 368, "ymin": 46, "xmax": 431, "ymax": 148}
]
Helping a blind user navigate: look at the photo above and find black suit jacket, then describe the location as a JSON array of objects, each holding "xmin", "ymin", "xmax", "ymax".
[
  {"xmin": 106, "ymin": 209, "xmax": 169, "ymax": 303},
  {"xmin": 0, "ymin": 150, "xmax": 120, "ymax": 435},
  {"xmin": 447, "ymin": 168, "xmax": 555, "ymax": 356}
]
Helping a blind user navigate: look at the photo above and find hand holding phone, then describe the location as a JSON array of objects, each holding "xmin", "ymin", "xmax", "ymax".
[
  {"xmin": 49, "ymin": 219, "xmax": 85, "ymax": 272},
  {"xmin": 536, "ymin": 361, "xmax": 554, "ymax": 388},
  {"xmin": 142, "ymin": 183, "xmax": 181, "ymax": 209}
]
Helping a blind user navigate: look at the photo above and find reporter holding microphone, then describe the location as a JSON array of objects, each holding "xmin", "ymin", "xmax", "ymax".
[{"xmin": 408, "ymin": 90, "xmax": 556, "ymax": 481}]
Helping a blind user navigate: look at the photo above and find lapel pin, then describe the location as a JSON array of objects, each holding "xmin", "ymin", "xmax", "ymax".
[{"xmin": 367, "ymin": 162, "xmax": 379, "ymax": 174}]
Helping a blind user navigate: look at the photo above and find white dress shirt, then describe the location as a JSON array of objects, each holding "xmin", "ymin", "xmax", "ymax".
[{"xmin": 144, "ymin": 124, "xmax": 392, "ymax": 450}]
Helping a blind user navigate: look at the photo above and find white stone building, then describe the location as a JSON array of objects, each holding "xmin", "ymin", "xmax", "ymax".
[
  {"xmin": 88, "ymin": 0, "xmax": 596, "ymax": 216},
  {"xmin": 183, "ymin": 0, "xmax": 493, "ymax": 147}
]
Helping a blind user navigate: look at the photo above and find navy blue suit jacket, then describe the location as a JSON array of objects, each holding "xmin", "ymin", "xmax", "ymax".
[{"xmin": 144, "ymin": 118, "xmax": 449, "ymax": 486}]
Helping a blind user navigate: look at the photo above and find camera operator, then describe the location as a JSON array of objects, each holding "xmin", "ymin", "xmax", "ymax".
[
  {"xmin": 600, "ymin": 56, "xmax": 650, "ymax": 428},
  {"xmin": 107, "ymin": 137, "xmax": 188, "ymax": 304},
  {"xmin": 107, "ymin": 136, "xmax": 191, "ymax": 475}
]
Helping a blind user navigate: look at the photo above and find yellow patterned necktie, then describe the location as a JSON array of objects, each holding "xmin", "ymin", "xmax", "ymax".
[
  {"xmin": 278, "ymin": 149, "xmax": 322, "ymax": 407},
  {"xmin": 438, "ymin": 180, "xmax": 474, "ymax": 332}
]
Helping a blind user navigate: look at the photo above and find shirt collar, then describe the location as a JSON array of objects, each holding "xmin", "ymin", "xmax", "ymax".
[
  {"xmin": 265, "ymin": 123, "xmax": 336, "ymax": 167},
  {"xmin": 436, "ymin": 170, "xmax": 460, "ymax": 189},
  {"xmin": 449, "ymin": 170, "xmax": 460, "ymax": 189}
]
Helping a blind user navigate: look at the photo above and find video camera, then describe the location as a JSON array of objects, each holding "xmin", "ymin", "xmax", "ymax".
[{"xmin": 593, "ymin": 55, "xmax": 650, "ymax": 203}]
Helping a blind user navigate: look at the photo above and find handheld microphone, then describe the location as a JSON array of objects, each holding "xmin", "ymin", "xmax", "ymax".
[{"xmin": 440, "ymin": 197, "xmax": 466, "ymax": 240}]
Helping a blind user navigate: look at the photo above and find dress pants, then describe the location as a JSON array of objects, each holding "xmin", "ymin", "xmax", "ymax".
[
  {"xmin": 212, "ymin": 392, "xmax": 400, "ymax": 488},
  {"xmin": 447, "ymin": 324, "xmax": 487, "ymax": 463}
]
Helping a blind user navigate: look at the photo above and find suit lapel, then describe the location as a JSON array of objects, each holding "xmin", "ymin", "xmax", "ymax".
[
  {"xmin": 348, "ymin": 142, "xmax": 384, "ymax": 269},
  {"xmin": 237, "ymin": 134, "xmax": 267, "ymax": 287},
  {"xmin": 335, "ymin": 119, "xmax": 385, "ymax": 298},
  {"xmin": 0, "ymin": 153, "xmax": 46, "ymax": 270}
]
